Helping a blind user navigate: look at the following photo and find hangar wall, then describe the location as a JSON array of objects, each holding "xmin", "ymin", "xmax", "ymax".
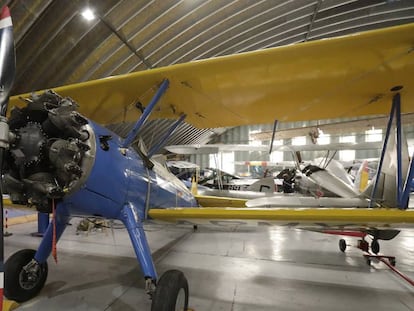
[{"xmin": 189, "ymin": 118, "xmax": 414, "ymax": 177}]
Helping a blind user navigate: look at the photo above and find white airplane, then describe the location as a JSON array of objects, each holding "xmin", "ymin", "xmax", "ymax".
[
  {"xmin": 248, "ymin": 128, "xmax": 410, "ymax": 208},
  {"xmin": 166, "ymin": 141, "xmax": 384, "ymax": 201}
]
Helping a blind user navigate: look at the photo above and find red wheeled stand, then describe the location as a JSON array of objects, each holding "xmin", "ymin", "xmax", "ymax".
[
  {"xmin": 362, "ymin": 251, "xmax": 414, "ymax": 286},
  {"xmin": 362, "ymin": 252, "xmax": 396, "ymax": 267},
  {"xmin": 339, "ymin": 237, "xmax": 414, "ymax": 287}
]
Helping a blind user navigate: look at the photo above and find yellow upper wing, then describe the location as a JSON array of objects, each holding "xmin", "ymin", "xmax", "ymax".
[{"xmin": 10, "ymin": 23, "xmax": 414, "ymax": 128}]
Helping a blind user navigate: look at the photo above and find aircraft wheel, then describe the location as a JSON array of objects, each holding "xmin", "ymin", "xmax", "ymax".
[
  {"xmin": 389, "ymin": 258, "xmax": 396, "ymax": 267},
  {"xmin": 151, "ymin": 269, "xmax": 189, "ymax": 311},
  {"xmin": 4, "ymin": 249, "xmax": 48, "ymax": 302},
  {"xmin": 371, "ymin": 239, "xmax": 380, "ymax": 254},
  {"xmin": 339, "ymin": 239, "xmax": 347, "ymax": 252}
]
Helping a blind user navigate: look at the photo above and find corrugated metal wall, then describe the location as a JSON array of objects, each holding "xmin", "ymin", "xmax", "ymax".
[{"xmin": 189, "ymin": 119, "xmax": 414, "ymax": 175}]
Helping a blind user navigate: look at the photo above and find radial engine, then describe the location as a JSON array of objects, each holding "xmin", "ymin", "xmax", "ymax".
[{"xmin": 3, "ymin": 90, "xmax": 95, "ymax": 213}]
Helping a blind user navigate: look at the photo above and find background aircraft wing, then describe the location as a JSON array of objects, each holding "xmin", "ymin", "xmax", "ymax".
[
  {"xmin": 165, "ymin": 142, "xmax": 382, "ymax": 154},
  {"xmin": 9, "ymin": 23, "xmax": 414, "ymax": 128},
  {"xmin": 148, "ymin": 207, "xmax": 414, "ymax": 228}
]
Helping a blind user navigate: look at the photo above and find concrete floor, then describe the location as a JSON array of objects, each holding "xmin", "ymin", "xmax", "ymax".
[{"xmin": 4, "ymin": 218, "xmax": 414, "ymax": 311}]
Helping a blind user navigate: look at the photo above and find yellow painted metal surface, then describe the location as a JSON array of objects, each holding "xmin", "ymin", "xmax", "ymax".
[
  {"xmin": 2, "ymin": 299, "xmax": 19, "ymax": 311},
  {"xmin": 149, "ymin": 207, "xmax": 414, "ymax": 226},
  {"xmin": 194, "ymin": 194, "xmax": 247, "ymax": 208},
  {"xmin": 9, "ymin": 23, "xmax": 414, "ymax": 128}
]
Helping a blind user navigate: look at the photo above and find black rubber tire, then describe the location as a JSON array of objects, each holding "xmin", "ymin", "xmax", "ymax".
[
  {"xmin": 371, "ymin": 239, "xmax": 380, "ymax": 254},
  {"xmin": 339, "ymin": 239, "xmax": 347, "ymax": 252},
  {"xmin": 151, "ymin": 270, "xmax": 189, "ymax": 311},
  {"xmin": 4, "ymin": 249, "xmax": 48, "ymax": 302},
  {"xmin": 389, "ymin": 258, "xmax": 396, "ymax": 267}
]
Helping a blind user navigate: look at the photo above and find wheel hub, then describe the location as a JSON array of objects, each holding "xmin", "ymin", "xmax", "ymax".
[
  {"xmin": 20, "ymin": 260, "xmax": 41, "ymax": 290},
  {"xmin": 175, "ymin": 288, "xmax": 186, "ymax": 311}
]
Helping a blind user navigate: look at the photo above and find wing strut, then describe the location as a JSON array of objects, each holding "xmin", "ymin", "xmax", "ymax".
[
  {"xmin": 122, "ymin": 79, "xmax": 169, "ymax": 148},
  {"xmin": 268, "ymin": 120, "xmax": 278, "ymax": 154},
  {"xmin": 401, "ymin": 141, "xmax": 414, "ymax": 208},
  {"xmin": 148, "ymin": 113, "xmax": 186, "ymax": 158},
  {"xmin": 369, "ymin": 90, "xmax": 411, "ymax": 209}
]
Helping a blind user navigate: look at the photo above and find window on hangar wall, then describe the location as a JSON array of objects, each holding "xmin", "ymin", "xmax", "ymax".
[{"xmin": 339, "ymin": 135, "xmax": 356, "ymax": 162}]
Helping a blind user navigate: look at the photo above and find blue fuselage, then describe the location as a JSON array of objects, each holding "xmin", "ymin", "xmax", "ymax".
[{"xmin": 63, "ymin": 122, "xmax": 198, "ymax": 220}]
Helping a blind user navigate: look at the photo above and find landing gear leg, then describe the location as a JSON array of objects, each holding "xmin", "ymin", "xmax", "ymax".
[{"xmin": 120, "ymin": 204, "xmax": 190, "ymax": 309}]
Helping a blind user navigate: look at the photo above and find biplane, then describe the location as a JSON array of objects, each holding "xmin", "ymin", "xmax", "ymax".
[{"xmin": 0, "ymin": 6, "xmax": 414, "ymax": 311}]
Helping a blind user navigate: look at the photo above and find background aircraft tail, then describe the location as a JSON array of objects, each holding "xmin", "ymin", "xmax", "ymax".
[
  {"xmin": 354, "ymin": 160, "xmax": 370, "ymax": 193},
  {"xmin": 246, "ymin": 177, "xmax": 276, "ymax": 193}
]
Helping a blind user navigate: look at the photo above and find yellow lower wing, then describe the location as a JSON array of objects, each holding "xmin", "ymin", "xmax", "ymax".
[
  {"xmin": 148, "ymin": 207, "xmax": 414, "ymax": 228},
  {"xmin": 194, "ymin": 194, "xmax": 247, "ymax": 208}
]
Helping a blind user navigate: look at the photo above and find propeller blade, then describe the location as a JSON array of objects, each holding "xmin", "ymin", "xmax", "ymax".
[
  {"xmin": 0, "ymin": 5, "xmax": 15, "ymax": 306},
  {"xmin": 0, "ymin": 5, "xmax": 15, "ymax": 116}
]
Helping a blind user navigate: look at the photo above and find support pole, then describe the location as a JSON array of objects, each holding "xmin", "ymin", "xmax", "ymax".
[{"xmin": 31, "ymin": 213, "xmax": 50, "ymax": 237}]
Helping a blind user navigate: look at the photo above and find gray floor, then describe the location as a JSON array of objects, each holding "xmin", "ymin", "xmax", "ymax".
[{"xmin": 4, "ymin": 219, "xmax": 414, "ymax": 311}]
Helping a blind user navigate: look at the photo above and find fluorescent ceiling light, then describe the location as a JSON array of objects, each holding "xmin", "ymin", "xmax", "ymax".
[{"xmin": 81, "ymin": 8, "xmax": 95, "ymax": 21}]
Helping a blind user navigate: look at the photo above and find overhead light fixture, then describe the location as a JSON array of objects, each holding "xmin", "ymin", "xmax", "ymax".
[{"xmin": 81, "ymin": 8, "xmax": 96, "ymax": 21}]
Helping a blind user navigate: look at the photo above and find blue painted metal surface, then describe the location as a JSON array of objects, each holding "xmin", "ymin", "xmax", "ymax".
[
  {"xmin": 122, "ymin": 79, "xmax": 169, "ymax": 148},
  {"xmin": 35, "ymin": 203, "xmax": 70, "ymax": 263},
  {"xmin": 401, "ymin": 156, "xmax": 414, "ymax": 208},
  {"xmin": 37, "ymin": 213, "xmax": 49, "ymax": 235},
  {"xmin": 34, "ymin": 117, "xmax": 197, "ymax": 280},
  {"xmin": 395, "ymin": 94, "xmax": 403, "ymax": 206},
  {"xmin": 119, "ymin": 203, "xmax": 157, "ymax": 279}
]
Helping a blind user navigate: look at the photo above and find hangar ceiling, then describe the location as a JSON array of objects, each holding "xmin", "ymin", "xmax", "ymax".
[{"xmin": 3, "ymin": 0, "xmax": 414, "ymax": 150}]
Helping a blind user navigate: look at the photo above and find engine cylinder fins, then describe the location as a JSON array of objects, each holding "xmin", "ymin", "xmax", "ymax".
[
  {"xmin": 4, "ymin": 90, "xmax": 95, "ymax": 212},
  {"xmin": 10, "ymin": 122, "xmax": 47, "ymax": 167}
]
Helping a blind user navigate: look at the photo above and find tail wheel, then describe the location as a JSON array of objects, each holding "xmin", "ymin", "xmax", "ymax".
[
  {"xmin": 4, "ymin": 249, "xmax": 48, "ymax": 302},
  {"xmin": 339, "ymin": 239, "xmax": 347, "ymax": 252},
  {"xmin": 151, "ymin": 270, "xmax": 189, "ymax": 311},
  {"xmin": 371, "ymin": 239, "xmax": 380, "ymax": 254}
]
